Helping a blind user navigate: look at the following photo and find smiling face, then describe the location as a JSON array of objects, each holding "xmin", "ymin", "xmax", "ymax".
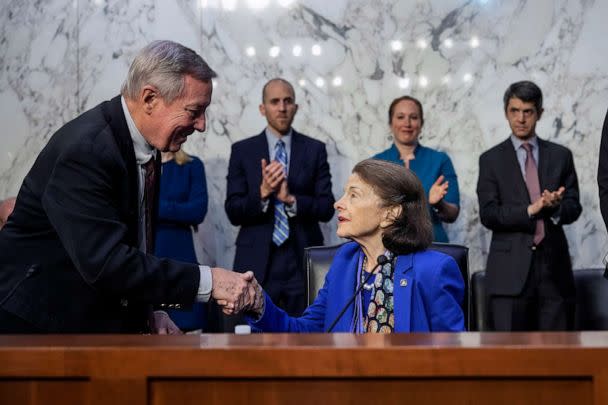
[
  {"xmin": 505, "ymin": 96, "xmax": 542, "ymax": 141},
  {"xmin": 334, "ymin": 173, "xmax": 390, "ymax": 246},
  {"xmin": 259, "ymin": 80, "xmax": 298, "ymax": 136},
  {"xmin": 390, "ymin": 99, "xmax": 423, "ymax": 147},
  {"xmin": 142, "ymin": 75, "xmax": 213, "ymax": 152}
]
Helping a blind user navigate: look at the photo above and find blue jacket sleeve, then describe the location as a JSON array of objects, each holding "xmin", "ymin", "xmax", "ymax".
[
  {"xmin": 440, "ymin": 153, "xmax": 460, "ymax": 207},
  {"xmin": 429, "ymin": 255, "xmax": 465, "ymax": 331},
  {"xmin": 157, "ymin": 158, "xmax": 208, "ymax": 225},
  {"xmin": 247, "ymin": 270, "xmax": 332, "ymax": 332}
]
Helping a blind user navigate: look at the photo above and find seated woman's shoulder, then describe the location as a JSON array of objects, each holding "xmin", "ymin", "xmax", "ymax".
[{"xmin": 415, "ymin": 249, "xmax": 457, "ymax": 268}]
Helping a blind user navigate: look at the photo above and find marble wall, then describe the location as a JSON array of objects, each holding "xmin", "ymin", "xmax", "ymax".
[{"xmin": 1, "ymin": 0, "xmax": 607, "ymax": 272}]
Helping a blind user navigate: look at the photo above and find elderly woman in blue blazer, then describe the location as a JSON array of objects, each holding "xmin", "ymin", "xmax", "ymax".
[{"xmin": 245, "ymin": 159, "xmax": 464, "ymax": 333}]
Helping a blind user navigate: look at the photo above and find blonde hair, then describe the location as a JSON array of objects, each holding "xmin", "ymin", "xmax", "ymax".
[{"xmin": 174, "ymin": 149, "xmax": 193, "ymax": 165}]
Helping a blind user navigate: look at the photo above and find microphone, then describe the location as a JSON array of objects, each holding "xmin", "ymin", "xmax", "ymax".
[{"xmin": 325, "ymin": 254, "xmax": 390, "ymax": 333}]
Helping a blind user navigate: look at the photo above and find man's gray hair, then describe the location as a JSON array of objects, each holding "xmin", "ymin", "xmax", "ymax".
[{"xmin": 121, "ymin": 40, "xmax": 217, "ymax": 103}]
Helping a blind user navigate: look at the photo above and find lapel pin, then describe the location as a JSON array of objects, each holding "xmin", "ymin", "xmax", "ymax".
[{"xmin": 400, "ymin": 279, "xmax": 408, "ymax": 287}]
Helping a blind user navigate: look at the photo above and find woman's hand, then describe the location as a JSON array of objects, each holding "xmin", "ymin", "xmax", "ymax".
[{"xmin": 428, "ymin": 175, "xmax": 449, "ymax": 206}]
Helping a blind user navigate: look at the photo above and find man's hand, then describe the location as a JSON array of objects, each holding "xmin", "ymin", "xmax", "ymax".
[
  {"xmin": 212, "ymin": 268, "xmax": 256, "ymax": 314},
  {"xmin": 428, "ymin": 175, "xmax": 449, "ymax": 206},
  {"xmin": 151, "ymin": 310, "xmax": 183, "ymax": 335},
  {"xmin": 260, "ymin": 159, "xmax": 286, "ymax": 199},
  {"xmin": 542, "ymin": 186, "xmax": 565, "ymax": 208},
  {"xmin": 528, "ymin": 186, "xmax": 566, "ymax": 216},
  {"xmin": 276, "ymin": 179, "xmax": 296, "ymax": 205}
]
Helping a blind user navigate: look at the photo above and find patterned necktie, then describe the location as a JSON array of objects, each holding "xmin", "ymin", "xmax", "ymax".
[
  {"xmin": 143, "ymin": 156, "xmax": 157, "ymax": 253},
  {"xmin": 272, "ymin": 140, "xmax": 289, "ymax": 246},
  {"xmin": 522, "ymin": 142, "xmax": 545, "ymax": 245}
]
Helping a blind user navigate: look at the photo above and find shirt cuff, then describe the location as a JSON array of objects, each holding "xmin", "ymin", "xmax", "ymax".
[
  {"xmin": 261, "ymin": 199, "xmax": 270, "ymax": 213},
  {"xmin": 285, "ymin": 199, "xmax": 297, "ymax": 217},
  {"xmin": 197, "ymin": 265, "xmax": 212, "ymax": 302}
]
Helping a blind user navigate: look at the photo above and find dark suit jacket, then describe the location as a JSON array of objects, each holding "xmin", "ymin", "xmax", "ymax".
[
  {"xmin": 598, "ymin": 109, "xmax": 608, "ymax": 231},
  {"xmin": 477, "ymin": 137, "xmax": 582, "ymax": 297},
  {"xmin": 0, "ymin": 96, "xmax": 200, "ymax": 333},
  {"xmin": 225, "ymin": 131, "xmax": 335, "ymax": 283}
]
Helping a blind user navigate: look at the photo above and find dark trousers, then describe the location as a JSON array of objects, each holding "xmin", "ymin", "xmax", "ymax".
[
  {"xmin": 0, "ymin": 307, "xmax": 42, "ymax": 333},
  {"xmin": 263, "ymin": 238, "xmax": 306, "ymax": 317},
  {"xmin": 489, "ymin": 244, "xmax": 575, "ymax": 331}
]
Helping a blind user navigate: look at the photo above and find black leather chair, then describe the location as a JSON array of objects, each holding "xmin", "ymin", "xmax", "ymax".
[
  {"xmin": 470, "ymin": 268, "xmax": 608, "ymax": 331},
  {"xmin": 304, "ymin": 242, "xmax": 470, "ymax": 330},
  {"xmin": 574, "ymin": 268, "xmax": 608, "ymax": 330},
  {"xmin": 470, "ymin": 271, "xmax": 488, "ymax": 331}
]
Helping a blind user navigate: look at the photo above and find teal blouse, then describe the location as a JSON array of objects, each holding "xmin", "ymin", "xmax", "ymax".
[{"xmin": 373, "ymin": 143, "xmax": 459, "ymax": 242}]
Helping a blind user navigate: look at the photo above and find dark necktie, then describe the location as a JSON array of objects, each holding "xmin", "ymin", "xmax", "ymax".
[
  {"xmin": 143, "ymin": 157, "xmax": 157, "ymax": 253},
  {"xmin": 272, "ymin": 140, "xmax": 289, "ymax": 246},
  {"xmin": 522, "ymin": 142, "xmax": 545, "ymax": 245}
]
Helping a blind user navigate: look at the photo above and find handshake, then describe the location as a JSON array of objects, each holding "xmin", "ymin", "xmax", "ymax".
[{"xmin": 211, "ymin": 268, "xmax": 264, "ymax": 316}]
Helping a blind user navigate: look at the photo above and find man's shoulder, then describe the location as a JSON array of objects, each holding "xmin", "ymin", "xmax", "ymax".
[
  {"xmin": 232, "ymin": 132, "xmax": 265, "ymax": 148},
  {"xmin": 480, "ymin": 138, "xmax": 511, "ymax": 159},
  {"xmin": 43, "ymin": 98, "xmax": 126, "ymax": 165},
  {"xmin": 293, "ymin": 130, "xmax": 326, "ymax": 148},
  {"xmin": 291, "ymin": 130, "xmax": 325, "ymax": 154},
  {"xmin": 539, "ymin": 137, "xmax": 572, "ymax": 156}
]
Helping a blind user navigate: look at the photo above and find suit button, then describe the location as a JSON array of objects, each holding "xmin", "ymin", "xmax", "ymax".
[
  {"xmin": 531, "ymin": 245, "xmax": 537, "ymax": 251},
  {"xmin": 120, "ymin": 299, "xmax": 129, "ymax": 307}
]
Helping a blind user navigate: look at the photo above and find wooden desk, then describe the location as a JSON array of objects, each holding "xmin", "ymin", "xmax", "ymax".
[{"xmin": 0, "ymin": 332, "xmax": 607, "ymax": 405}]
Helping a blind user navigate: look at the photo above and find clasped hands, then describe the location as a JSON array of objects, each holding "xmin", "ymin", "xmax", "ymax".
[
  {"xmin": 528, "ymin": 186, "xmax": 565, "ymax": 216},
  {"xmin": 211, "ymin": 267, "xmax": 264, "ymax": 316},
  {"xmin": 260, "ymin": 159, "xmax": 295, "ymax": 204}
]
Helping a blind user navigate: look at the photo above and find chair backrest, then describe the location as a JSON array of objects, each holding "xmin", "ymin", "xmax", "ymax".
[
  {"xmin": 469, "ymin": 270, "xmax": 488, "ymax": 331},
  {"xmin": 574, "ymin": 268, "xmax": 608, "ymax": 330},
  {"xmin": 470, "ymin": 268, "xmax": 608, "ymax": 331},
  {"xmin": 304, "ymin": 242, "xmax": 470, "ymax": 330}
]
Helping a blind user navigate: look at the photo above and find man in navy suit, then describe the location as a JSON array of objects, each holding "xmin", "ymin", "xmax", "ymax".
[
  {"xmin": 225, "ymin": 78, "xmax": 335, "ymax": 316},
  {"xmin": 477, "ymin": 81, "xmax": 582, "ymax": 331},
  {"xmin": 0, "ymin": 40, "xmax": 255, "ymax": 333}
]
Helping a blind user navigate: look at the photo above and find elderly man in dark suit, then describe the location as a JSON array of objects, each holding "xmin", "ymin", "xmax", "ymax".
[
  {"xmin": 477, "ymin": 81, "xmax": 582, "ymax": 331},
  {"xmin": 0, "ymin": 40, "xmax": 255, "ymax": 334},
  {"xmin": 225, "ymin": 78, "xmax": 335, "ymax": 317},
  {"xmin": 598, "ymin": 108, "xmax": 608, "ymax": 278},
  {"xmin": 0, "ymin": 197, "xmax": 15, "ymax": 230}
]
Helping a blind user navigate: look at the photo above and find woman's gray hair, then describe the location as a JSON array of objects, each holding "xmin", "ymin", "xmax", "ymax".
[{"xmin": 121, "ymin": 40, "xmax": 217, "ymax": 103}]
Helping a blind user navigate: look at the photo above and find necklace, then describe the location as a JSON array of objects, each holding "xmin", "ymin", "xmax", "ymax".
[{"xmin": 361, "ymin": 256, "xmax": 376, "ymax": 290}]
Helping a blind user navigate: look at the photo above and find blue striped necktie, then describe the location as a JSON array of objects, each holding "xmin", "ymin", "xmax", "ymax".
[{"xmin": 272, "ymin": 140, "xmax": 289, "ymax": 246}]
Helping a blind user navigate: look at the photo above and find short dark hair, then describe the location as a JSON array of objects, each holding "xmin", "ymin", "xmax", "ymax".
[
  {"xmin": 352, "ymin": 159, "xmax": 432, "ymax": 255},
  {"xmin": 262, "ymin": 78, "xmax": 295, "ymax": 103},
  {"xmin": 503, "ymin": 81, "xmax": 543, "ymax": 113},
  {"xmin": 388, "ymin": 95, "xmax": 424, "ymax": 126}
]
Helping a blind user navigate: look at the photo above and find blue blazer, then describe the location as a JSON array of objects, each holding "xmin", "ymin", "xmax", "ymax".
[{"xmin": 249, "ymin": 242, "xmax": 465, "ymax": 332}]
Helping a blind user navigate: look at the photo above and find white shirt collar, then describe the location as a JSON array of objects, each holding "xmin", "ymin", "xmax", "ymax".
[
  {"xmin": 121, "ymin": 96, "xmax": 155, "ymax": 165},
  {"xmin": 510, "ymin": 133, "xmax": 539, "ymax": 151}
]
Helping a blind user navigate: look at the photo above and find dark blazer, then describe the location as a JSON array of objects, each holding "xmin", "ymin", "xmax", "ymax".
[
  {"xmin": 477, "ymin": 137, "xmax": 582, "ymax": 297},
  {"xmin": 598, "ymin": 109, "xmax": 608, "ymax": 231},
  {"xmin": 248, "ymin": 242, "xmax": 465, "ymax": 332},
  {"xmin": 0, "ymin": 96, "xmax": 200, "ymax": 333},
  {"xmin": 225, "ymin": 131, "xmax": 335, "ymax": 283}
]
